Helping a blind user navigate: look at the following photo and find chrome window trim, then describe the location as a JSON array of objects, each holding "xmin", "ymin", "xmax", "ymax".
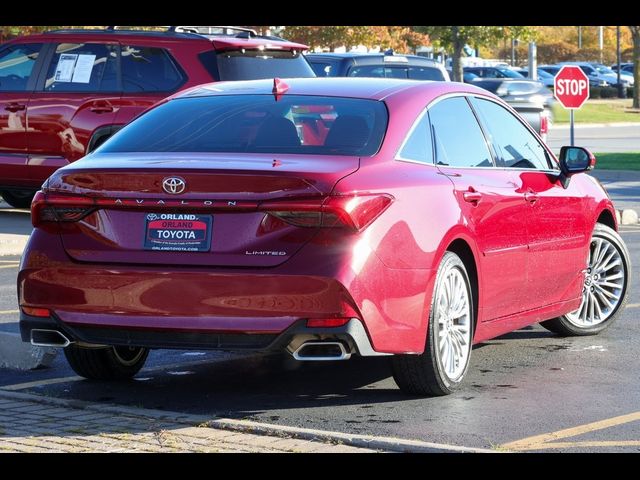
[{"xmin": 395, "ymin": 91, "xmax": 561, "ymax": 173}]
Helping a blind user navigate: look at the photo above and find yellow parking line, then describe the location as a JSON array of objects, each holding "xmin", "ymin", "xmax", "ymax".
[
  {"xmin": 0, "ymin": 264, "xmax": 19, "ymax": 269},
  {"xmin": 1, "ymin": 376, "xmax": 82, "ymax": 391},
  {"xmin": 0, "ymin": 310, "xmax": 19, "ymax": 315},
  {"xmin": 502, "ymin": 411, "xmax": 640, "ymax": 451},
  {"xmin": 0, "ymin": 260, "xmax": 20, "ymax": 263},
  {"xmin": 626, "ymin": 303, "xmax": 640, "ymax": 309},
  {"xmin": 519, "ymin": 440, "xmax": 640, "ymax": 450},
  {"xmin": 0, "ymin": 356, "xmax": 224, "ymax": 391}
]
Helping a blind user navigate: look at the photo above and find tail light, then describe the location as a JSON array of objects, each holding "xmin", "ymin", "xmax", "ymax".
[
  {"xmin": 31, "ymin": 191, "xmax": 96, "ymax": 228},
  {"xmin": 260, "ymin": 194, "xmax": 393, "ymax": 232},
  {"xmin": 31, "ymin": 191, "xmax": 393, "ymax": 233},
  {"xmin": 540, "ymin": 113, "xmax": 549, "ymax": 137}
]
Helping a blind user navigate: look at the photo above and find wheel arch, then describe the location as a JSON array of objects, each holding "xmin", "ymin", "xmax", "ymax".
[
  {"xmin": 445, "ymin": 237, "xmax": 480, "ymax": 338},
  {"xmin": 596, "ymin": 207, "xmax": 616, "ymax": 231}
]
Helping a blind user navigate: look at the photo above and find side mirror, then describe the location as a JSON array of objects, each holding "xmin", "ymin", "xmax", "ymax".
[{"xmin": 557, "ymin": 146, "xmax": 596, "ymax": 188}]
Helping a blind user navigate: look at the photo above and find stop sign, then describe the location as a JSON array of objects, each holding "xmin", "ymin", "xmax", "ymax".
[{"xmin": 554, "ymin": 66, "xmax": 590, "ymax": 109}]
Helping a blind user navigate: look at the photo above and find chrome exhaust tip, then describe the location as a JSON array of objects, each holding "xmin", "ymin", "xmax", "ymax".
[
  {"xmin": 30, "ymin": 329, "xmax": 72, "ymax": 348},
  {"xmin": 292, "ymin": 341, "xmax": 351, "ymax": 361}
]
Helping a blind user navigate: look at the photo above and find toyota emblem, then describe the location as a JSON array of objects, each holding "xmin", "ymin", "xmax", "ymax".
[{"xmin": 162, "ymin": 177, "xmax": 186, "ymax": 195}]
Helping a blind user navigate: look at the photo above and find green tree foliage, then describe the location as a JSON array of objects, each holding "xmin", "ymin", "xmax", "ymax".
[{"xmin": 416, "ymin": 27, "xmax": 531, "ymax": 81}]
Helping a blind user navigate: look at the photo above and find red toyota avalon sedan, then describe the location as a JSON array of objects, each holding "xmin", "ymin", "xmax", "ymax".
[{"xmin": 18, "ymin": 77, "xmax": 630, "ymax": 396}]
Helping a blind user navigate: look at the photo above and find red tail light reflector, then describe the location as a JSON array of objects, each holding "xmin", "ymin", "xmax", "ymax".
[
  {"xmin": 306, "ymin": 317, "xmax": 351, "ymax": 328},
  {"xmin": 21, "ymin": 306, "xmax": 51, "ymax": 318}
]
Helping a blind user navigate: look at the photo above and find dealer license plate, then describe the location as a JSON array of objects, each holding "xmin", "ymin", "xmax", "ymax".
[{"xmin": 143, "ymin": 213, "xmax": 212, "ymax": 252}]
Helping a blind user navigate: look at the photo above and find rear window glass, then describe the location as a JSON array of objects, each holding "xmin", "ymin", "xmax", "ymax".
[
  {"xmin": 213, "ymin": 50, "xmax": 315, "ymax": 81},
  {"xmin": 348, "ymin": 65, "xmax": 408, "ymax": 78},
  {"xmin": 98, "ymin": 95, "xmax": 388, "ymax": 157},
  {"xmin": 408, "ymin": 66, "xmax": 445, "ymax": 81}
]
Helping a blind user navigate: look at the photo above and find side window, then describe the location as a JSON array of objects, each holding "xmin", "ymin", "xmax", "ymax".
[
  {"xmin": 0, "ymin": 43, "xmax": 43, "ymax": 91},
  {"xmin": 398, "ymin": 111, "xmax": 433, "ymax": 164},
  {"xmin": 429, "ymin": 97, "xmax": 493, "ymax": 168},
  {"xmin": 470, "ymin": 98, "xmax": 551, "ymax": 170},
  {"xmin": 309, "ymin": 61, "xmax": 336, "ymax": 77},
  {"xmin": 121, "ymin": 45, "xmax": 184, "ymax": 92},
  {"xmin": 44, "ymin": 43, "xmax": 118, "ymax": 92}
]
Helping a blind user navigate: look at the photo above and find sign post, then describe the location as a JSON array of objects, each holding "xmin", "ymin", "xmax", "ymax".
[{"xmin": 553, "ymin": 66, "xmax": 590, "ymax": 146}]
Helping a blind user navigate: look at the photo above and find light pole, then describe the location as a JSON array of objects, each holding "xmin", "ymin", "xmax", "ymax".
[
  {"xmin": 617, "ymin": 26, "xmax": 624, "ymax": 98},
  {"xmin": 599, "ymin": 26, "xmax": 604, "ymax": 63},
  {"xmin": 578, "ymin": 26, "xmax": 582, "ymax": 49}
]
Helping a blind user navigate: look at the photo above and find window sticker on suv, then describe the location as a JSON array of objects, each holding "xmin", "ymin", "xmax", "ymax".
[{"xmin": 53, "ymin": 54, "xmax": 96, "ymax": 83}]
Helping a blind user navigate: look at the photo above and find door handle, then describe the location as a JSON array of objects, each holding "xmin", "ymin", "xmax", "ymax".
[
  {"xmin": 524, "ymin": 191, "xmax": 539, "ymax": 204},
  {"xmin": 90, "ymin": 106, "xmax": 114, "ymax": 113},
  {"xmin": 4, "ymin": 103, "xmax": 26, "ymax": 112},
  {"xmin": 90, "ymin": 103, "xmax": 114, "ymax": 114},
  {"xmin": 463, "ymin": 189, "xmax": 482, "ymax": 204}
]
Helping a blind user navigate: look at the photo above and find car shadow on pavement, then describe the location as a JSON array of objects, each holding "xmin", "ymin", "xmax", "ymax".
[{"xmin": 23, "ymin": 354, "xmax": 411, "ymax": 417}]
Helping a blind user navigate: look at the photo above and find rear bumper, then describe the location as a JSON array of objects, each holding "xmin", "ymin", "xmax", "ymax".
[
  {"xmin": 19, "ymin": 312, "xmax": 387, "ymax": 357},
  {"xmin": 19, "ymin": 229, "xmax": 435, "ymax": 354}
]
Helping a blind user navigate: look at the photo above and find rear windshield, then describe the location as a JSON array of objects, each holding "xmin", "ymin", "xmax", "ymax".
[
  {"xmin": 213, "ymin": 49, "xmax": 315, "ymax": 81},
  {"xmin": 98, "ymin": 95, "xmax": 388, "ymax": 156}
]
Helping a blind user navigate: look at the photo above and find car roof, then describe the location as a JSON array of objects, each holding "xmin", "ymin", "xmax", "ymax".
[
  {"xmin": 7, "ymin": 29, "xmax": 307, "ymax": 51},
  {"xmin": 173, "ymin": 77, "xmax": 487, "ymax": 102}
]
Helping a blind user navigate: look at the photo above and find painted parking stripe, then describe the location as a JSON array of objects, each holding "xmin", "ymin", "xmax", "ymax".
[
  {"xmin": 0, "ymin": 260, "xmax": 20, "ymax": 263},
  {"xmin": 501, "ymin": 411, "xmax": 640, "ymax": 451},
  {"xmin": 0, "ymin": 356, "xmax": 232, "ymax": 391},
  {"xmin": 0, "ymin": 310, "xmax": 19, "ymax": 315},
  {"xmin": 0, "ymin": 264, "xmax": 19, "ymax": 269},
  {"xmin": 1, "ymin": 375, "xmax": 83, "ymax": 391},
  {"xmin": 626, "ymin": 303, "xmax": 640, "ymax": 309}
]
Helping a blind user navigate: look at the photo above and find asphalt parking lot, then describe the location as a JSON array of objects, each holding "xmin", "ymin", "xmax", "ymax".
[{"xmin": 1, "ymin": 168, "xmax": 639, "ymax": 453}]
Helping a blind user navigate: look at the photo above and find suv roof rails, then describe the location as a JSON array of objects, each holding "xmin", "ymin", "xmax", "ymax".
[
  {"xmin": 168, "ymin": 26, "xmax": 257, "ymax": 36},
  {"xmin": 46, "ymin": 26, "xmax": 288, "ymax": 42}
]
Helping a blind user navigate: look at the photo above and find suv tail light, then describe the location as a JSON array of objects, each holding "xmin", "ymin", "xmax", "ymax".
[{"xmin": 260, "ymin": 194, "xmax": 393, "ymax": 232}]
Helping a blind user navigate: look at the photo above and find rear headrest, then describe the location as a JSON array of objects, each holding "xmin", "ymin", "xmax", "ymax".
[
  {"xmin": 253, "ymin": 117, "xmax": 300, "ymax": 147},
  {"xmin": 325, "ymin": 115, "xmax": 369, "ymax": 149}
]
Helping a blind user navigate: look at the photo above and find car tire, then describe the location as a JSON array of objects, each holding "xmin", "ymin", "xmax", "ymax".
[
  {"xmin": 64, "ymin": 345, "xmax": 149, "ymax": 380},
  {"xmin": 0, "ymin": 190, "xmax": 35, "ymax": 209},
  {"xmin": 391, "ymin": 252, "xmax": 474, "ymax": 396},
  {"xmin": 541, "ymin": 223, "xmax": 630, "ymax": 336}
]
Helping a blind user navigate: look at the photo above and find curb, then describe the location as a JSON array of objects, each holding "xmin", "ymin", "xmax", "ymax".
[
  {"xmin": 0, "ymin": 389, "xmax": 496, "ymax": 453},
  {"xmin": 0, "ymin": 332, "xmax": 57, "ymax": 370}
]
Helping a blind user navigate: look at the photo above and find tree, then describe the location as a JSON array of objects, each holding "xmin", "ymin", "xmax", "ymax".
[
  {"xmin": 282, "ymin": 26, "xmax": 429, "ymax": 53},
  {"xmin": 417, "ymin": 26, "xmax": 536, "ymax": 81},
  {"xmin": 630, "ymin": 26, "xmax": 640, "ymax": 109}
]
